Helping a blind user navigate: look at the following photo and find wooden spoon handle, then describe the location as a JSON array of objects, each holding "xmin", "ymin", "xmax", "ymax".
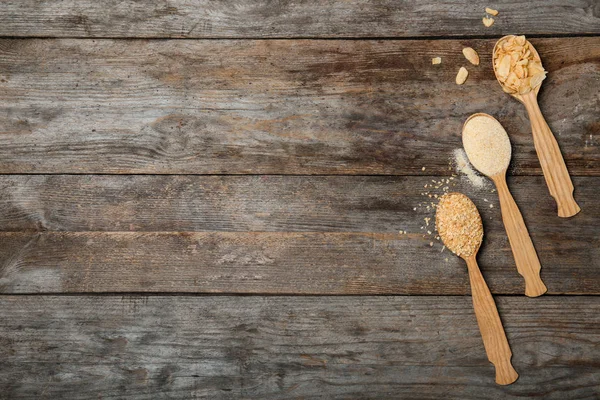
[
  {"xmin": 522, "ymin": 91, "xmax": 580, "ymax": 217},
  {"xmin": 492, "ymin": 174, "xmax": 547, "ymax": 297},
  {"xmin": 465, "ymin": 256, "xmax": 518, "ymax": 385}
]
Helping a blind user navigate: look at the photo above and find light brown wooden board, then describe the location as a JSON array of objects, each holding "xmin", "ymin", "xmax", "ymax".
[
  {"xmin": 0, "ymin": 37, "xmax": 598, "ymax": 175},
  {"xmin": 1, "ymin": 0, "xmax": 600, "ymax": 38},
  {"xmin": 0, "ymin": 295, "xmax": 599, "ymax": 399}
]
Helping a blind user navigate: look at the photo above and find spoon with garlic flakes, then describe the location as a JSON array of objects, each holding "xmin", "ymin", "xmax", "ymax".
[
  {"xmin": 436, "ymin": 193, "xmax": 518, "ymax": 385},
  {"xmin": 493, "ymin": 35, "xmax": 580, "ymax": 218},
  {"xmin": 463, "ymin": 113, "xmax": 547, "ymax": 297}
]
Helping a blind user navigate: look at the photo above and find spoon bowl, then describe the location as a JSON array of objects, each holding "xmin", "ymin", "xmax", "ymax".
[{"xmin": 493, "ymin": 35, "xmax": 542, "ymax": 103}]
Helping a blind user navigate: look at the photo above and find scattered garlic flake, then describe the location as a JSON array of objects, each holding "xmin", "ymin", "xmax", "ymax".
[
  {"xmin": 485, "ymin": 7, "xmax": 499, "ymax": 16},
  {"xmin": 455, "ymin": 67, "xmax": 469, "ymax": 85},
  {"xmin": 483, "ymin": 17, "xmax": 495, "ymax": 27},
  {"xmin": 432, "ymin": 57, "xmax": 442, "ymax": 65},
  {"xmin": 462, "ymin": 47, "xmax": 480, "ymax": 66}
]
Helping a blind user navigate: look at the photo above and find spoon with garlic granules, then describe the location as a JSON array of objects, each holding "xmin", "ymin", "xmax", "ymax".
[
  {"xmin": 493, "ymin": 35, "xmax": 580, "ymax": 218},
  {"xmin": 436, "ymin": 192, "xmax": 518, "ymax": 385},
  {"xmin": 463, "ymin": 113, "xmax": 547, "ymax": 297}
]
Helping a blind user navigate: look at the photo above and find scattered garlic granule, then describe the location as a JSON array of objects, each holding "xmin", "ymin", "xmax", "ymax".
[
  {"xmin": 432, "ymin": 57, "xmax": 442, "ymax": 65},
  {"xmin": 483, "ymin": 17, "xmax": 495, "ymax": 27},
  {"xmin": 485, "ymin": 7, "xmax": 499, "ymax": 16}
]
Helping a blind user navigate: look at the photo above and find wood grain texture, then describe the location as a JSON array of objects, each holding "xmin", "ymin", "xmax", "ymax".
[
  {"xmin": 0, "ymin": 189, "xmax": 597, "ymax": 294},
  {"xmin": 522, "ymin": 90, "xmax": 582, "ymax": 217},
  {"xmin": 1, "ymin": 0, "xmax": 600, "ymax": 38},
  {"xmin": 1, "ymin": 295, "xmax": 599, "ymax": 399},
  {"xmin": 0, "ymin": 174, "xmax": 598, "ymax": 294},
  {"xmin": 0, "ymin": 174, "xmax": 595, "ymax": 233},
  {"xmin": 492, "ymin": 175, "xmax": 546, "ymax": 297},
  {"xmin": 0, "ymin": 37, "xmax": 598, "ymax": 175},
  {"xmin": 465, "ymin": 255, "xmax": 518, "ymax": 385}
]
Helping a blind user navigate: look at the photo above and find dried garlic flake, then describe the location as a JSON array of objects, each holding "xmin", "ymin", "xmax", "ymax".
[
  {"xmin": 485, "ymin": 7, "xmax": 499, "ymax": 16},
  {"xmin": 483, "ymin": 17, "xmax": 495, "ymax": 27},
  {"xmin": 462, "ymin": 47, "xmax": 480, "ymax": 66},
  {"xmin": 432, "ymin": 57, "xmax": 442, "ymax": 65},
  {"xmin": 455, "ymin": 67, "xmax": 469, "ymax": 85},
  {"xmin": 493, "ymin": 35, "xmax": 546, "ymax": 94}
]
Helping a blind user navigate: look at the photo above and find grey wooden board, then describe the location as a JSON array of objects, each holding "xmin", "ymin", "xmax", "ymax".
[
  {"xmin": 0, "ymin": 167, "xmax": 597, "ymax": 294},
  {"xmin": 0, "ymin": 37, "xmax": 598, "ymax": 175},
  {"xmin": 1, "ymin": 230, "xmax": 597, "ymax": 294},
  {"xmin": 1, "ymin": 0, "xmax": 600, "ymax": 38},
  {"xmin": 1, "ymin": 175, "xmax": 597, "ymax": 294},
  {"xmin": 0, "ymin": 295, "xmax": 599, "ymax": 399},
  {"xmin": 0, "ymin": 174, "xmax": 595, "ymax": 233}
]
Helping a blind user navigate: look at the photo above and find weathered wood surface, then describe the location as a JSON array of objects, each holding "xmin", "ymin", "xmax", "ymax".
[
  {"xmin": 1, "ymin": 295, "xmax": 599, "ymax": 399},
  {"xmin": 0, "ymin": 176, "xmax": 597, "ymax": 295},
  {"xmin": 1, "ymin": 0, "xmax": 600, "ymax": 38},
  {"xmin": 1, "ymin": 37, "xmax": 598, "ymax": 175},
  {"xmin": 1, "ymin": 229, "xmax": 597, "ymax": 295},
  {"xmin": 0, "ymin": 174, "xmax": 595, "ymax": 233}
]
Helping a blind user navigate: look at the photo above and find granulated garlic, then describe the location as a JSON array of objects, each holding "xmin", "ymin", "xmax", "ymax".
[
  {"xmin": 462, "ymin": 47, "xmax": 480, "ymax": 66},
  {"xmin": 432, "ymin": 57, "xmax": 442, "ymax": 65},
  {"xmin": 456, "ymin": 67, "xmax": 469, "ymax": 85},
  {"xmin": 436, "ymin": 193, "xmax": 483, "ymax": 258},
  {"xmin": 494, "ymin": 35, "xmax": 546, "ymax": 95},
  {"xmin": 462, "ymin": 115, "xmax": 511, "ymax": 177},
  {"xmin": 485, "ymin": 7, "xmax": 499, "ymax": 16}
]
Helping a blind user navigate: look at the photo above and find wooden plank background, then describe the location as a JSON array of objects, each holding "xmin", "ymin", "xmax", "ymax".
[
  {"xmin": 1, "ymin": 296, "xmax": 599, "ymax": 399},
  {"xmin": 1, "ymin": 37, "xmax": 598, "ymax": 175},
  {"xmin": 1, "ymin": 0, "xmax": 599, "ymax": 38},
  {"xmin": 1, "ymin": 0, "xmax": 599, "ymax": 398},
  {"xmin": 0, "ymin": 176, "xmax": 598, "ymax": 295}
]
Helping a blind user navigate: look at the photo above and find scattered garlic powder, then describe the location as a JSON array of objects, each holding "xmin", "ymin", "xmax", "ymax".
[
  {"xmin": 463, "ymin": 115, "xmax": 511, "ymax": 177},
  {"xmin": 452, "ymin": 148, "xmax": 487, "ymax": 188}
]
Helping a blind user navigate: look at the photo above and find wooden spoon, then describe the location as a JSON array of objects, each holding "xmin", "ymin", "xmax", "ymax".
[
  {"xmin": 436, "ymin": 193, "xmax": 518, "ymax": 385},
  {"xmin": 493, "ymin": 35, "xmax": 580, "ymax": 218},
  {"xmin": 463, "ymin": 113, "xmax": 547, "ymax": 297}
]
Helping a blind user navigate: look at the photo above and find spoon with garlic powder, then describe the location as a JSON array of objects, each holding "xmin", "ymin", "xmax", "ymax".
[
  {"xmin": 436, "ymin": 192, "xmax": 518, "ymax": 385},
  {"xmin": 463, "ymin": 113, "xmax": 547, "ymax": 297},
  {"xmin": 493, "ymin": 35, "xmax": 580, "ymax": 218}
]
